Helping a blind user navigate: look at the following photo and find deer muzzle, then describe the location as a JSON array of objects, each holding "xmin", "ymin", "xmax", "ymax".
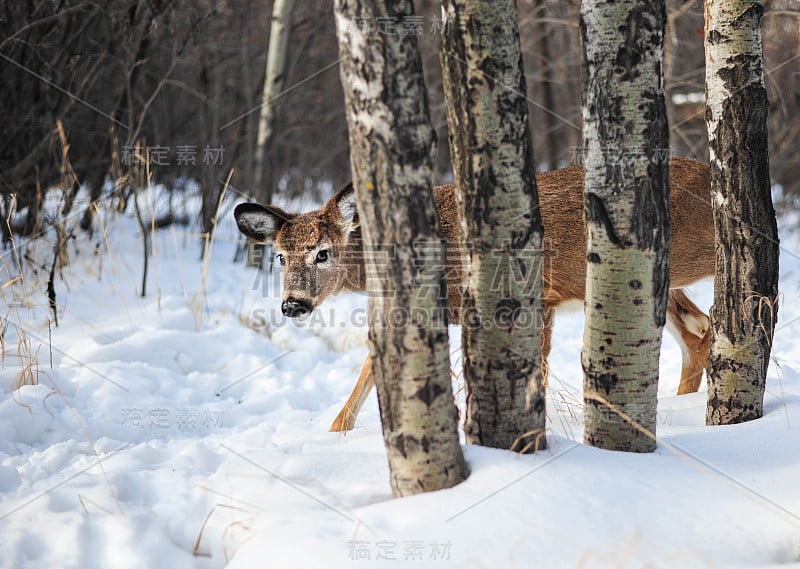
[{"xmin": 282, "ymin": 297, "xmax": 313, "ymax": 318}]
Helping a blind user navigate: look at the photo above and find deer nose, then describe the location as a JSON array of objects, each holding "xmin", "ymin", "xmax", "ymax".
[{"xmin": 282, "ymin": 297, "xmax": 312, "ymax": 318}]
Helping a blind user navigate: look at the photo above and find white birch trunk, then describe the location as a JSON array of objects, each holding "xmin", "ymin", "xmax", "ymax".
[
  {"xmin": 253, "ymin": 0, "xmax": 293, "ymax": 200},
  {"xmin": 704, "ymin": 0, "xmax": 779, "ymax": 425},
  {"xmin": 333, "ymin": 0, "xmax": 468, "ymax": 497},
  {"xmin": 581, "ymin": 0, "xmax": 670, "ymax": 453},
  {"xmin": 440, "ymin": 0, "xmax": 546, "ymax": 452}
]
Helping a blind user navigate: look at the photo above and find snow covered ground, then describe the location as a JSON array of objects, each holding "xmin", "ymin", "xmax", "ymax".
[{"xmin": 1, "ymin": 189, "xmax": 799, "ymax": 569}]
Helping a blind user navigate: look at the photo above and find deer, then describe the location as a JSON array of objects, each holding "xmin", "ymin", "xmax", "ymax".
[{"xmin": 235, "ymin": 157, "xmax": 715, "ymax": 432}]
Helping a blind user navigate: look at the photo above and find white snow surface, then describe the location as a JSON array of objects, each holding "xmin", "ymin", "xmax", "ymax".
[{"xmin": 1, "ymin": 193, "xmax": 800, "ymax": 569}]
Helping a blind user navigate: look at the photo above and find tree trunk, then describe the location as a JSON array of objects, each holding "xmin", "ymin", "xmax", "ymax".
[
  {"xmin": 534, "ymin": 0, "xmax": 559, "ymax": 172},
  {"xmin": 704, "ymin": 0, "xmax": 778, "ymax": 425},
  {"xmin": 440, "ymin": 0, "xmax": 546, "ymax": 453},
  {"xmin": 253, "ymin": 0, "xmax": 293, "ymax": 204},
  {"xmin": 333, "ymin": 0, "xmax": 468, "ymax": 497},
  {"xmin": 580, "ymin": 0, "xmax": 670, "ymax": 453},
  {"xmin": 200, "ymin": 57, "xmax": 223, "ymax": 244}
]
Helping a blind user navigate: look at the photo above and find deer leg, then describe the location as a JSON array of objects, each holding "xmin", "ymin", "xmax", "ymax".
[
  {"xmin": 329, "ymin": 355, "xmax": 374, "ymax": 432},
  {"xmin": 331, "ymin": 304, "xmax": 556, "ymax": 431},
  {"xmin": 541, "ymin": 306, "xmax": 554, "ymax": 388},
  {"xmin": 666, "ymin": 289, "xmax": 711, "ymax": 395}
]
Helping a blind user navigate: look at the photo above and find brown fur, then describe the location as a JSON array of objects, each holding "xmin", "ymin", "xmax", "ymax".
[{"xmin": 235, "ymin": 157, "xmax": 715, "ymax": 432}]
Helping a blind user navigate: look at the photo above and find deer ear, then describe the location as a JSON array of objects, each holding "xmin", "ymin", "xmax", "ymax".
[
  {"xmin": 234, "ymin": 203, "xmax": 290, "ymax": 244},
  {"xmin": 332, "ymin": 183, "xmax": 360, "ymax": 234}
]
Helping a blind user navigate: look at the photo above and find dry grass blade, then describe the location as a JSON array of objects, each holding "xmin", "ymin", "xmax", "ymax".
[
  {"xmin": 191, "ymin": 169, "xmax": 233, "ymax": 330},
  {"xmin": 192, "ymin": 503, "xmax": 251, "ymax": 558},
  {"xmin": 744, "ymin": 291, "xmax": 781, "ymax": 348},
  {"xmin": 0, "ymin": 213, "xmax": 40, "ymax": 393}
]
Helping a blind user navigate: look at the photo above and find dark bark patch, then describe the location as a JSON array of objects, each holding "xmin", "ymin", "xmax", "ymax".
[
  {"xmin": 494, "ymin": 297, "xmax": 522, "ymax": 329},
  {"xmin": 414, "ymin": 378, "xmax": 446, "ymax": 407},
  {"xmin": 596, "ymin": 372, "xmax": 620, "ymax": 394},
  {"xmin": 706, "ymin": 29, "xmax": 726, "ymax": 44},
  {"xmin": 395, "ymin": 433, "xmax": 408, "ymax": 458},
  {"xmin": 474, "ymin": 167, "xmax": 498, "ymax": 229},
  {"xmin": 717, "ymin": 54, "xmax": 764, "ymax": 92},
  {"xmin": 613, "ymin": 4, "xmax": 661, "ymax": 81},
  {"xmin": 478, "ymin": 55, "xmax": 498, "ymax": 90},
  {"xmin": 733, "ymin": 3, "xmax": 763, "ymax": 26},
  {"xmin": 586, "ymin": 192, "xmax": 628, "ymax": 248}
]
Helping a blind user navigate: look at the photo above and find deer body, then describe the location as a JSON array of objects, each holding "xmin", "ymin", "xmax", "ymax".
[{"xmin": 236, "ymin": 157, "xmax": 714, "ymax": 432}]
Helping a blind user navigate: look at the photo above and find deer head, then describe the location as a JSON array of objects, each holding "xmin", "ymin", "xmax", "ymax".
[{"xmin": 234, "ymin": 184, "xmax": 363, "ymax": 317}]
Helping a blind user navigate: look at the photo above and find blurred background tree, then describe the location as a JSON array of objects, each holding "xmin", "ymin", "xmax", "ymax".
[{"xmin": 1, "ymin": 0, "xmax": 797, "ymax": 242}]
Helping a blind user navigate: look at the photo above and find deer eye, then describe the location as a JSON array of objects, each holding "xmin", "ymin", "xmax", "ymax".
[
  {"xmin": 276, "ymin": 254, "xmax": 285, "ymax": 266},
  {"xmin": 315, "ymin": 249, "xmax": 330, "ymax": 264}
]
